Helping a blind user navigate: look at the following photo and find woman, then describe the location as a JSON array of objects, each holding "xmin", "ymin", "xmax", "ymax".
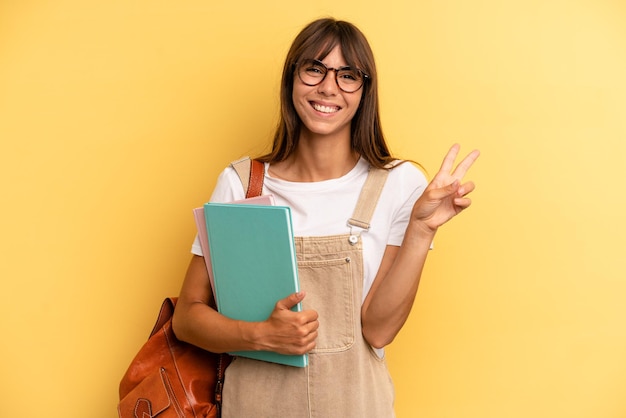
[{"xmin": 173, "ymin": 17, "xmax": 479, "ymax": 417}]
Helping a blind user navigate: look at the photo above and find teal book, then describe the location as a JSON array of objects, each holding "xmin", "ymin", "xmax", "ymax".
[{"xmin": 203, "ymin": 203, "xmax": 307, "ymax": 368}]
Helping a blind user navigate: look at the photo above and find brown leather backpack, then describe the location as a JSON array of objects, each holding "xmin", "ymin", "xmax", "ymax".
[{"xmin": 117, "ymin": 159, "xmax": 264, "ymax": 417}]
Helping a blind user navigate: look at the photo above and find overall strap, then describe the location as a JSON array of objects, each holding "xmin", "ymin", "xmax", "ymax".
[
  {"xmin": 230, "ymin": 157, "xmax": 265, "ymax": 197},
  {"xmin": 347, "ymin": 166, "xmax": 391, "ymax": 230}
]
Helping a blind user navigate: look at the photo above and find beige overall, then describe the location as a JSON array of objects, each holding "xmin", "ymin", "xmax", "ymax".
[{"xmin": 223, "ymin": 164, "xmax": 395, "ymax": 418}]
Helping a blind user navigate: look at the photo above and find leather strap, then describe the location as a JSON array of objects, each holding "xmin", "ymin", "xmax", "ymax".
[
  {"xmin": 246, "ymin": 159, "xmax": 265, "ymax": 198},
  {"xmin": 231, "ymin": 157, "xmax": 265, "ymax": 197}
]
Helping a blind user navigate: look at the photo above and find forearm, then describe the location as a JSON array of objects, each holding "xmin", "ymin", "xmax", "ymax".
[
  {"xmin": 361, "ymin": 222, "xmax": 436, "ymax": 348},
  {"xmin": 172, "ymin": 255, "xmax": 318, "ymax": 355},
  {"xmin": 173, "ymin": 300, "xmax": 263, "ymax": 353}
]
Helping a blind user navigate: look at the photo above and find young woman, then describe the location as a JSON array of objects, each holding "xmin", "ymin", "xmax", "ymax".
[{"xmin": 172, "ymin": 17, "xmax": 479, "ymax": 417}]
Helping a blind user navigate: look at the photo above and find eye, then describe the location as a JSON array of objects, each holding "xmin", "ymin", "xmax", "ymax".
[
  {"xmin": 337, "ymin": 68, "xmax": 361, "ymax": 83},
  {"xmin": 305, "ymin": 65, "xmax": 325, "ymax": 75},
  {"xmin": 301, "ymin": 60, "xmax": 326, "ymax": 77}
]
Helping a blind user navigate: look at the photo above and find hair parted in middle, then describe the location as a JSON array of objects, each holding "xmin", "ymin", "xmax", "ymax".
[{"xmin": 258, "ymin": 18, "xmax": 397, "ymax": 169}]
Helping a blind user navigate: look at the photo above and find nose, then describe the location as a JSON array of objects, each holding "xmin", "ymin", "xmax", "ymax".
[{"xmin": 316, "ymin": 69, "xmax": 339, "ymax": 95}]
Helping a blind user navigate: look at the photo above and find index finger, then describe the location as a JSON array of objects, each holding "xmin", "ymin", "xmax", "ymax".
[{"xmin": 438, "ymin": 144, "xmax": 461, "ymax": 173}]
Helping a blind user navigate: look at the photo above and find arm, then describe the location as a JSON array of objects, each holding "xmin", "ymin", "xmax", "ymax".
[
  {"xmin": 172, "ymin": 255, "xmax": 319, "ymax": 355},
  {"xmin": 361, "ymin": 144, "xmax": 480, "ymax": 348}
]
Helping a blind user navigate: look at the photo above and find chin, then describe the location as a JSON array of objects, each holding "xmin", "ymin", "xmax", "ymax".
[{"xmin": 303, "ymin": 124, "xmax": 349, "ymax": 138}]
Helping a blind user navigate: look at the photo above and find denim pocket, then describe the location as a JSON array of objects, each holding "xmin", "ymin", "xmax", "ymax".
[{"xmin": 298, "ymin": 257, "xmax": 355, "ymax": 352}]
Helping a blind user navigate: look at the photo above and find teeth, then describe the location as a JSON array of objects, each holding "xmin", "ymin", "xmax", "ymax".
[{"xmin": 312, "ymin": 103, "xmax": 339, "ymax": 113}]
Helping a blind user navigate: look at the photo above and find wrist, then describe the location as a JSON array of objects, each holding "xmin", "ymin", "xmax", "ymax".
[
  {"xmin": 239, "ymin": 320, "xmax": 264, "ymax": 351},
  {"xmin": 404, "ymin": 220, "xmax": 437, "ymax": 246}
]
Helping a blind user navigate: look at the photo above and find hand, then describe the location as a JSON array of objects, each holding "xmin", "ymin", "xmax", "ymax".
[
  {"xmin": 410, "ymin": 144, "xmax": 480, "ymax": 234},
  {"xmin": 259, "ymin": 291, "xmax": 319, "ymax": 355}
]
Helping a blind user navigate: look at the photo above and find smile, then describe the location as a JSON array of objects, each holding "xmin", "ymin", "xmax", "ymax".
[{"xmin": 311, "ymin": 102, "xmax": 340, "ymax": 114}]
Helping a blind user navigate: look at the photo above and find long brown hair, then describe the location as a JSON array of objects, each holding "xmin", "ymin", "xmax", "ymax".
[{"xmin": 258, "ymin": 18, "xmax": 397, "ymax": 169}]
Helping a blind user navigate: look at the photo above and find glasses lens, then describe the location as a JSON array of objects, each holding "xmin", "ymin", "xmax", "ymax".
[
  {"xmin": 298, "ymin": 60, "xmax": 365, "ymax": 93},
  {"xmin": 336, "ymin": 68, "xmax": 363, "ymax": 93},
  {"xmin": 298, "ymin": 60, "xmax": 326, "ymax": 86}
]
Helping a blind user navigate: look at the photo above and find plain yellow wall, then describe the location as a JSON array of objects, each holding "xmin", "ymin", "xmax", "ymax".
[{"xmin": 1, "ymin": 1, "xmax": 625, "ymax": 417}]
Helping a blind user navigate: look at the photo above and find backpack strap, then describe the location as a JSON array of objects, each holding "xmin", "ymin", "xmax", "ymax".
[{"xmin": 230, "ymin": 157, "xmax": 265, "ymax": 197}]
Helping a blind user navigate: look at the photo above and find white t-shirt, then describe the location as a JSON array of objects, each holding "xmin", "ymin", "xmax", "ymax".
[{"xmin": 192, "ymin": 157, "xmax": 427, "ymax": 302}]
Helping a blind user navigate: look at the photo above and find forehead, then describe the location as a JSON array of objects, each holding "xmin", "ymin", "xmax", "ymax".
[
  {"xmin": 315, "ymin": 45, "xmax": 347, "ymax": 66},
  {"xmin": 307, "ymin": 42, "xmax": 362, "ymax": 70},
  {"xmin": 294, "ymin": 30, "xmax": 367, "ymax": 71}
]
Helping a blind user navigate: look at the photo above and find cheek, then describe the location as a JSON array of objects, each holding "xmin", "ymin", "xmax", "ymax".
[
  {"xmin": 346, "ymin": 93, "xmax": 363, "ymax": 118},
  {"xmin": 292, "ymin": 88, "xmax": 307, "ymax": 119}
]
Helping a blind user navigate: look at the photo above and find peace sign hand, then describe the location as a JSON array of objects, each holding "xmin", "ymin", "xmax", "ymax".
[{"xmin": 410, "ymin": 144, "xmax": 480, "ymax": 235}]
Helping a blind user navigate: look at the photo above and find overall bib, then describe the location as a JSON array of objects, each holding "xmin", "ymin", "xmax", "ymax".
[{"xmin": 223, "ymin": 165, "xmax": 395, "ymax": 418}]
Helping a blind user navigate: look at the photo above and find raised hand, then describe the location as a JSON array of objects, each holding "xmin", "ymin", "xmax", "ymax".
[{"xmin": 410, "ymin": 144, "xmax": 480, "ymax": 234}]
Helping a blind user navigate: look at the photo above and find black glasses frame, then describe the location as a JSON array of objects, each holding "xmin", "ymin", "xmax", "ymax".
[{"xmin": 296, "ymin": 59, "xmax": 369, "ymax": 93}]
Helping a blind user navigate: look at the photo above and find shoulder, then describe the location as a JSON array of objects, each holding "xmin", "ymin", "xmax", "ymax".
[
  {"xmin": 386, "ymin": 160, "xmax": 428, "ymax": 189},
  {"xmin": 375, "ymin": 160, "xmax": 428, "ymax": 212},
  {"xmin": 209, "ymin": 164, "xmax": 246, "ymax": 203}
]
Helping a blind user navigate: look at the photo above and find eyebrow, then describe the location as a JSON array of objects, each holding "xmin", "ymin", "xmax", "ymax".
[{"xmin": 310, "ymin": 59, "xmax": 354, "ymax": 70}]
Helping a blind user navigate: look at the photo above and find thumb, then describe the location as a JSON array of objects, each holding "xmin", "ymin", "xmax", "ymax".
[
  {"xmin": 275, "ymin": 291, "xmax": 306, "ymax": 311},
  {"xmin": 446, "ymin": 179, "xmax": 460, "ymax": 194}
]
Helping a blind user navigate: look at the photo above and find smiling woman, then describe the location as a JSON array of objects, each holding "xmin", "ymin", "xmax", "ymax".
[{"xmin": 171, "ymin": 17, "xmax": 478, "ymax": 418}]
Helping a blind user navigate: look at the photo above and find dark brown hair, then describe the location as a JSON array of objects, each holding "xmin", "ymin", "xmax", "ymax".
[{"xmin": 258, "ymin": 18, "xmax": 397, "ymax": 169}]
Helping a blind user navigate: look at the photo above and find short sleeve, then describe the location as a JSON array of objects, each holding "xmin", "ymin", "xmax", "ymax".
[
  {"xmin": 385, "ymin": 163, "xmax": 428, "ymax": 247},
  {"xmin": 190, "ymin": 166, "xmax": 248, "ymax": 256}
]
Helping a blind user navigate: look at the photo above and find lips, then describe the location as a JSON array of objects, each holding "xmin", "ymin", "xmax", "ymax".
[{"xmin": 311, "ymin": 102, "xmax": 341, "ymax": 114}]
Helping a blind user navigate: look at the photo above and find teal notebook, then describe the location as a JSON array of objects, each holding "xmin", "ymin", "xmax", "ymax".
[{"xmin": 203, "ymin": 203, "xmax": 307, "ymax": 368}]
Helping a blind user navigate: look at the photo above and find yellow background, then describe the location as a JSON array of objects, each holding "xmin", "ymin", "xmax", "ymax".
[{"xmin": 1, "ymin": 1, "xmax": 625, "ymax": 417}]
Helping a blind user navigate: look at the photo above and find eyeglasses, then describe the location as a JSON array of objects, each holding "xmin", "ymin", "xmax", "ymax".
[{"xmin": 296, "ymin": 59, "xmax": 369, "ymax": 93}]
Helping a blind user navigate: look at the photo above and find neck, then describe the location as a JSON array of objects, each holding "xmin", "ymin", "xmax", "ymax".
[{"xmin": 269, "ymin": 130, "xmax": 360, "ymax": 182}]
